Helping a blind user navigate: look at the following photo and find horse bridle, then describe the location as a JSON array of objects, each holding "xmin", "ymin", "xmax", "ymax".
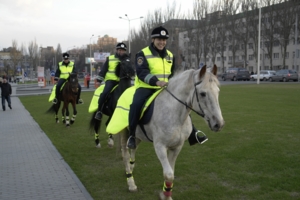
[{"xmin": 165, "ymin": 80, "xmax": 205, "ymax": 118}]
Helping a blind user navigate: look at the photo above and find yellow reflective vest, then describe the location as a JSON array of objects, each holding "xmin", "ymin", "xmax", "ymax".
[
  {"xmin": 58, "ymin": 61, "xmax": 74, "ymax": 79},
  {"xmin": 104, "ymin": 55, "xmax": 120, "ymax": 81},
  {"xmin": 135, "ymin": 47, "xmax": 173, "ymax": 89}
]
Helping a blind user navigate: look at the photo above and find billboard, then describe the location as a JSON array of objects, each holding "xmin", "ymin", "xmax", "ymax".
[
  {"xmin": 37, "ymin": 66, "xmax": 45, "ymax": 87},
  {"xmin": 85, "ymin": 57, "xmax": 95, "ymax": 64},
  {"xmin": 94, "ymin": 52, "xmax": 110, "ymax": 62}
]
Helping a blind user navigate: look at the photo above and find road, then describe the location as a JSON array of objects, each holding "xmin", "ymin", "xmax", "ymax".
[{"xmin": 12, "ymin": 79, "xmax": 299, "ymax": 96}]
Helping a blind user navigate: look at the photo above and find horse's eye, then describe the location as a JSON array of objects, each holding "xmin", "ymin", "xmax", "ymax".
[{"xmin": 200, "ymin": 92, "xmax": 206, "ymax": 97}]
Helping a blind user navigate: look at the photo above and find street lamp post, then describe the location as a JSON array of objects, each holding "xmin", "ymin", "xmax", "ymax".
[
  {"xmin": 119, "ymin": 14, "xmax": 143, "ymax": 53},
  {"xmin": 90, "ymin": 34, "xmax": 94, "ymax": 77}
]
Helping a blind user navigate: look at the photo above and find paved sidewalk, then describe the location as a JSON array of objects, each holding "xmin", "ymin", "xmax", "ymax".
[{"xmin": 0, "ymin": 97, "xmax": 93, "ymax": 200}]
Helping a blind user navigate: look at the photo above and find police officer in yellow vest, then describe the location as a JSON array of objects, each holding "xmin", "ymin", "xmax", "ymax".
[
  {"xmin": 52, "ymin": 52, "xmax": 83, "ymax": 104},
  {"xmin": 94, "ymin": 42, "xmax": 129, "ymax": 120},
  {"xmin": 127, "ymin": 26, "xmax": 208, "ymax": 149}
]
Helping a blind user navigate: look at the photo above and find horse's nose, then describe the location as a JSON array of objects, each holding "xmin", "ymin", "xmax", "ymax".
[{"xmin": 213, "ymin": 124, "xmax": 220, "ymax": 130}]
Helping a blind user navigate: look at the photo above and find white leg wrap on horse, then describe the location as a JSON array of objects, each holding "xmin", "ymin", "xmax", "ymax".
[{"xmin": 127, "ymin": 177, "xmax": 137, "ymax": 192}]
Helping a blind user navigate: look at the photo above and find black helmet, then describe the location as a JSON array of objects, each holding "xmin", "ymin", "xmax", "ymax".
[
  {"xmin": 151, "ymin": 26, "xmax": 169, "ymax": 39},
  {"xmin": 62, "ymin": 52, "xmax": 69, "ymax": 59},
  {"xmin": 116, "ymin": 42, "xmax": 127, "ymax": 51}
]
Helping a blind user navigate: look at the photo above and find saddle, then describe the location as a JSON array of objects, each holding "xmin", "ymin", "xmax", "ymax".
[{"xmin": 106, "ymin": 86, "xmax": 163, "ymax": 134}]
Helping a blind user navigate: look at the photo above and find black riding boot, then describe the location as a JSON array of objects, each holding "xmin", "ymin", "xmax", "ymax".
[
  {"xmin": 188, "ymin": 126, "xmax": 208, "ymax": 146},
  {"xmin": 127, "ymin": 129, "xmax": 136, "ymax": 149}
]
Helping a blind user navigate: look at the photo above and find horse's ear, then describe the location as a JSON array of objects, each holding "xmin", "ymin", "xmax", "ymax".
[
  {"xmin": 199, "ymin": 65, "xmax": 207, "ymax": 79},
  {"xmin": 211, "ymin": 64, "xmax": 218, "ymax": 75}
]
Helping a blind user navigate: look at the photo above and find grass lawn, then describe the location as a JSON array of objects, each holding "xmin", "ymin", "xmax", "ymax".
[{"xmin": 19, "ymin": 83, "xmax": 300, "ymax": 200}]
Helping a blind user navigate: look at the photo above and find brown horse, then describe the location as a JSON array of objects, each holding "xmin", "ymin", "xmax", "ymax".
[{"xmin": 47, "ymin": 73, "xmax": 78, "ymax": 127}]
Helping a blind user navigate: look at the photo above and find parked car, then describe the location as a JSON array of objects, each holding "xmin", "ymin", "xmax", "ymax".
[
  {"xmin": 250, "ymin": 70, "xmax": 276, "ymax": 81},
  {"xmin": 222, "ymin": 68, "xmax": 250, "ymax": 81},
  {"xmin": 269, "ymin": 69, "xmax": 298, "ymax": 82}
]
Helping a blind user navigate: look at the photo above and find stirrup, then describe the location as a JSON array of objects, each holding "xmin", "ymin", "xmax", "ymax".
[
  {"xmin": 52, "ymin": 98, "xmax": 58, "ymax": 104},
  {"xmin": 127, "ymin": 136, "xmax": 136, "ymax": 149},
  {"xmin": 195, "ymin": 130, "xmax": 208, "ymax": 144},
  {"xmin": 77, "ymin": 99, "xmax": 84, "ymax": 104},
  {"xmin": 94, "ymin": 111, "xmax": 102, "ymax": 120}
]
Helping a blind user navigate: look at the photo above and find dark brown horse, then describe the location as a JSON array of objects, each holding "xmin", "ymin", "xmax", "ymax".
[{"xmin": 47, "ymin": 73, "xmax": 78, "ymax": 127}]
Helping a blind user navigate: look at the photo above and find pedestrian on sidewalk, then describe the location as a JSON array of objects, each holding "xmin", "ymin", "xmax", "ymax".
[
  {"xmin": 85, "ymin": 73, "xmax": 91, "ymax": 88},
  {"xmin": 0, "ymin": 77, "xmax": 12, "ymax": 111}
]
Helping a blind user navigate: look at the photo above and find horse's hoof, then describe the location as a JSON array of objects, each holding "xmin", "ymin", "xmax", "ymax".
[
  {"xmin": 96, "ymin": 143, "xmax": 101, "ymax": 148},
  {"xmin": 107, "ymin": 138, "xmax": 114, "ymax": 148},
  {"xmin": 159, "ymin": 191, "xmax": 173, "ymax": 200},
  {"xmin": 129, "ymin": 187, "xmax": 138, "ymax": 192}
]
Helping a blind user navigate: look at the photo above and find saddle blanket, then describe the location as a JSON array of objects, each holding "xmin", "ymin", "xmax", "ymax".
[
  {"xmin": 106, "ymin": 86, "xmax": 163, "ymax": 134},
  {"xmin": 88, "ymin": 84, "xmax": 117, "ymax": 113},
  {"xmin": 48, "ymin": 84, "xmax": 56, "ymax": 102},
  {"xmin": 48, "ymin": 82, "xmax": 68, "ymax": 102}
]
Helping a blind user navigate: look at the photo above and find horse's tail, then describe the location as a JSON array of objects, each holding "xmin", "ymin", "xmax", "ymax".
[{"xmin": 46, "ymin": 104, "xmax": 56, "ymax": 114}]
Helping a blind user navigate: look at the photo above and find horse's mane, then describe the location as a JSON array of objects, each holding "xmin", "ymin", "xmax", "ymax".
[{"xmin": 169, "ymin": 68, "xmax": 219, "ymax": 89}]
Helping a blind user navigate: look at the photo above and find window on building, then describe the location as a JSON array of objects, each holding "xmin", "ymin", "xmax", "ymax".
[
  {"xmin": 235, "ymin": 44, "xmax": 239, "ymax": 50},
  {"xmin": 249, "ymin": 55, "xmax": 253, "ymax": 60},
  {"xmin": 274, "ymin": 53, "xmax": 279, "ymax": 59},
  {"xmin": 273, "ymin": 40, "xmax": 279, "ymax": 46},
  {"xmin": 284, "ymin": 52, "xmax": 289, "ymax": 59},
  {"xmin": 241, "ymin": 44, "xmax": 244, "ymax": 49},
  {"xmin": 229, "ymin": 56, "xmax": 232, "ymax": 61},
  {"xmin": 217, "ymin": 57, "xmax": 221, "ymax": 61},
  {"xmin": 265, "ymin": 54, "xmax": 269, "ymax": 59},
  {"xmin": 265, "ymin": 41, "xmax": 269, "ymax": 47},
  {"xmin": 229, "ymin": 45, "xmax": 232, "ymax": 51},
  {"xmin": 248, "ymin": 43, "xmax": 253, "ymax": 49},
  {"xmin": 223, "ymin": 56, "xmax": 227, "ymax": 61},
  {"xmin": 235, "ymin": 56, "xmax": 239, "ymax": 61}
]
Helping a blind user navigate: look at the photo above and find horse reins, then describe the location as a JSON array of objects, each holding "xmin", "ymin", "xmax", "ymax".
[{"xmin": 164, "ymin": 80, "xmax": 205, "ymax": 118}]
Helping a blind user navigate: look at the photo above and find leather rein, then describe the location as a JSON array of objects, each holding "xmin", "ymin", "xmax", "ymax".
[{"xmin": 164, "ymin": 80, "xmax": 205, "ymax": 118}]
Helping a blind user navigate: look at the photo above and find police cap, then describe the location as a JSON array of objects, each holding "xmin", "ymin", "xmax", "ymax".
[
  {"xmin": 116, "ymin": 42, "xmax": 127, "ymax": 51},
  {"xmin": 62, "ymin": 52, "xmax": 69, "ymax": 59},
  {"xmin": 151, "ymin": 26, "xmax": 169, "ymax": 39}
]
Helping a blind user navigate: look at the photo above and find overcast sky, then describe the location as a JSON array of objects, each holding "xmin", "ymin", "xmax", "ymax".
[{"xmin": 0, "ymin": 0, "xmax": 196, "ymax": 52}]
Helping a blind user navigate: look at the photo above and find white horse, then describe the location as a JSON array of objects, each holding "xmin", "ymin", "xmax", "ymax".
[{"xmin": 116, "ymin": 65, "xmax": 224, "ymax": 200}]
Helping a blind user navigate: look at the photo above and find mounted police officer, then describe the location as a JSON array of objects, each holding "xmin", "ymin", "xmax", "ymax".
[
  {"xmin": 127, "ymin": 26, "xmax": 208, "ymax": 149},
  {"xmin": 94, "ymin": 42, "xmax": 130, "ymax": 120},
  {"xmin": 52, "ymin": 52, "xmax": 83, "ymax": 104}
]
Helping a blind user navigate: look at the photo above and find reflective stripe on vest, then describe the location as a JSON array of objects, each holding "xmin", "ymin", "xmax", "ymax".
[
  {"xmin": 105, "ymin": 55, "xmax": 120, "ymax": 81},
  {"xmin": 135, "ymin": 47, "xmax": 173, "ymax": 89},
  {"xmin": 59, "ymin": 62, "xmax": 74, "ymax": 79}
]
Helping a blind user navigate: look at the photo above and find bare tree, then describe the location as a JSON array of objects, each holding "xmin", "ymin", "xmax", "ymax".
[
  {"xmin": 261, "ymin": 0, "xmax": 281, "ymax": 70},
  {"xmin": 226, "ymin": 0, "xmax": 242, "ymax": 68},
  {"xmin": 276, "ymin": 0, "xmax": 299, "ymax": 68},
  {"xmin": 28, "ymin": 39, "xmax": 39, "ymax": 72},
  {"xmin": 237, "ymin": 0, "xmax": 257, "ymax": 71},
  {"xmin": 9, "ymin": 40, "xmax": 21, "ymax": 75}
]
